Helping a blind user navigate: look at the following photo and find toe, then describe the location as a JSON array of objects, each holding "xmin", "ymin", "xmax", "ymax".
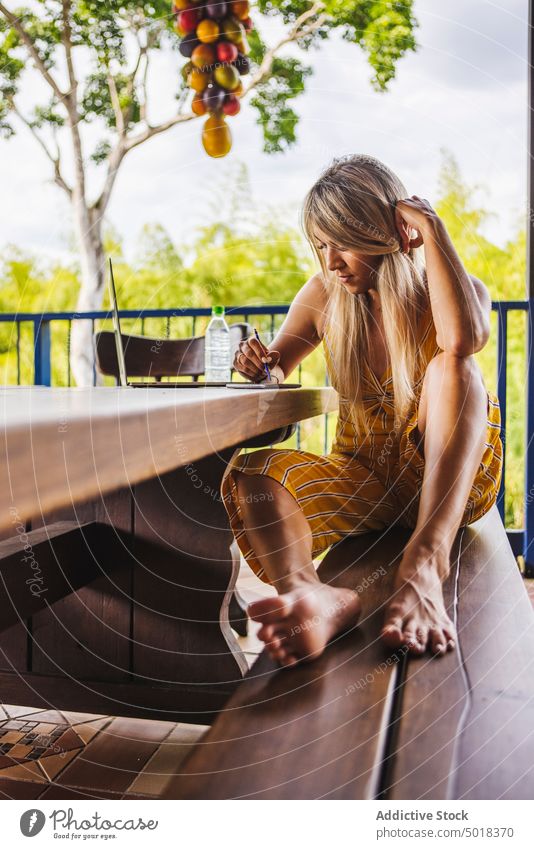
[
  {"xmin": 248, "ymin": 595, "xmax": 292, "ymax": 624},
  {"xmin": 403, "ymin": 621, "xmax": 425, "ymax": 655},
  {"xmin": 429, "ymin": 626, "xmax": 446, "ymax": 655},
  {"xmin": 381, "ymin": 615, "xmax": 405, "ymax": 649}
]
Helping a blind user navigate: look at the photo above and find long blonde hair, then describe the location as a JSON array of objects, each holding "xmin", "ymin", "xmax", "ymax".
[{"xmin": 301, "ymin": 154, "xmax": 429, "ymax": 432}]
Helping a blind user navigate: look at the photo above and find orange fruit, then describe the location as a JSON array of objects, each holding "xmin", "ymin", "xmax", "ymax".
[
  {"xmin": 192, "ymin": 93, "xmax": 207, "ymax": 115},
  {"xmin": 231, "ymin": 1, "xmax": 249, "ymax": 20},
  {"xmin": 188, "ymin": 67, "xmax": 211, "ymax": 92},
  {"xmin": 233, "ymin": 79, "xmax": 244, "ymax": 97},
  {"xmin": 197, "ymin": 19, "xmax": 220, "ymax": 43},
  {"xmin": 202, "ymin": 114, "xmax": 232, "ymax": 158}
]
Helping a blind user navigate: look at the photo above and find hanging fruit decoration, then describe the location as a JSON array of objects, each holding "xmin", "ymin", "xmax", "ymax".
[{"xmin": 173, "ymin": 1, "xmax": 254, "ymax": 158}]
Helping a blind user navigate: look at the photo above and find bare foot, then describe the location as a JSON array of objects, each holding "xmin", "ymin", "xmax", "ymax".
[
  {"xmin": 247, "ymin": 583, "xmax": 362, "ymax": 667},
  {"xmin": 381, "ymin": 545, "xmax": 457, "ymax": 657}
]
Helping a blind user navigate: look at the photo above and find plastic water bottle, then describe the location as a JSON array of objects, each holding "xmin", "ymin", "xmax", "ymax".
[{"xmin": 204, "ymin": 305, "xmax": 231, "ymax": 382}]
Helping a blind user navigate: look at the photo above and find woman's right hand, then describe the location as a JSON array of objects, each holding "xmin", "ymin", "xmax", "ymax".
[{"xmin": 233, "ymin": 336, "xmax": 281, "ymax": 382}]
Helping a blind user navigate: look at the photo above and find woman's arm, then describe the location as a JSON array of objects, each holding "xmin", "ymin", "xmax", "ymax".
[
  {"xmin": 395, "ymin": 196, "xmax": 491, "ymax": 356},
  {"xmin": 233, "ymin": 274, "xmax": 328, "ymax": 383}
]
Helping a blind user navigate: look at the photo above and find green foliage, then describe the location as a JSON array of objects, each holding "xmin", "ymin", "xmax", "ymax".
[{"xmin": 0, "ymin": 152, "xmax": 526, "ymax": 525}]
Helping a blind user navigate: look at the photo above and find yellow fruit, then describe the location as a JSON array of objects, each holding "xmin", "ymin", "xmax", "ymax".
[
  {"xmin": 197, "ymin": 19, "xmax": 220, "ymax": 43},
  {"xmin": 188, "ymin": 67, "xmax": 211, "ymax": 92},
  {"xmin": 221, "ymin": 16, "xmax": 244, "ymax": 44},
  {"xmin": 202, "ymin": 114, "xmax": 232, "ymax": 158},
  {"xmin": 233, "ymin": 79, "xmax": 244, "ymax": 97},
  {"xmin": 214, "ymin": 63, "xmax": 240, "ymax": 91}
]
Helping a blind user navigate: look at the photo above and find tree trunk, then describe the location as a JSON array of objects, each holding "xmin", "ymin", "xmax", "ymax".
[{"xmin": 70, "ymin": 207, "xmax": 106, "ymax": 387}]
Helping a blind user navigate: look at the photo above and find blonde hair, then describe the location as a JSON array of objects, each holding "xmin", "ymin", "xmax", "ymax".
[{"xmin": 301, "ymin": 154, "xmax": 429, "ymax": 432}]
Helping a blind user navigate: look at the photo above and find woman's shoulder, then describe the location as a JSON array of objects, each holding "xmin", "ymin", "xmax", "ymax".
[{"xmin": 295, "ymin": 273, "xmax": 329, "ymax": 340}]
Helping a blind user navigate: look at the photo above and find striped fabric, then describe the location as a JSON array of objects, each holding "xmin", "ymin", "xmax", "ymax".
[{"xmin": 221, "ymin": 304, "xmax": 503, "ymax": 584}]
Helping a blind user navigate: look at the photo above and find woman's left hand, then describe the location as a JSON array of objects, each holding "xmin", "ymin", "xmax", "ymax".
[{"xmin": 395, "ymin": 195, "xmax": 441, "ymax": 253}]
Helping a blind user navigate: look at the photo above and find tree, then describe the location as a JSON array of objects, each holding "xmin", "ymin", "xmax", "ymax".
[{"xmin": 0, "ymin": 0, "xmax": 417, "ymax": 384}]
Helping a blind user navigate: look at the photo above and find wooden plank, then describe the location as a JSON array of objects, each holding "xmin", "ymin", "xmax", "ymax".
[
  {"xmin": 132, "ymin": 453, "xmax": 248, "ymax": 685},
  {"xmin": 161, "ymin": 528, "xmax": 410, "ymax": 800},
  {"xmin": 384, "ymin": 532, "xmax": 468, "ymax": 799},
  {"xmin": 0, "ymin": 386, "xmax": 337, "ymax": 532},
  {"xmin": 0, "ymin": 522, "xmax": 107, "ymax": 631},
  {"xmin": 0, "ymin": 669, "xmax": 229, "ymax": 724},
  {"xmin": 452, "ymin": 508, "xmax": 534, "ymax": 800}
]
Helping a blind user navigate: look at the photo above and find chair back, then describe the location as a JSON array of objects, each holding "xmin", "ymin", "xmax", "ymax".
[{"xmin": 94, "ymin": 322, "xmax": 252, "ymax": 381}]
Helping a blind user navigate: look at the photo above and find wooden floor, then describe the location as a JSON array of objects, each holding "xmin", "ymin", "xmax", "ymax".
[{"xmin": 1, "ymin": 559, "xmax": 533, "ymax": 801}]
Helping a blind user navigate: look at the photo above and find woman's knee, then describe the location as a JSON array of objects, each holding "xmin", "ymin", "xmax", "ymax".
[
  {"xmin": 424, "ymin": 351, "xmax": 486, "ymax": 398},
  {"xmin": 233, "ymin": 471, "xmax": 280, "ymax": 513}
]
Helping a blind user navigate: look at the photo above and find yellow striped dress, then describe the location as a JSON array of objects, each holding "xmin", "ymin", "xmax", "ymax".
[{"xmin": 221, "ymin": 304, "xmax": 503, "ymax": 585}]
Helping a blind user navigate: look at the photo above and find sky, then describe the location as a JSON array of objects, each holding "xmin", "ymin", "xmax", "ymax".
[{"xmin": 0, "ymin": 0, "xmax": 528, "ymax": 261}]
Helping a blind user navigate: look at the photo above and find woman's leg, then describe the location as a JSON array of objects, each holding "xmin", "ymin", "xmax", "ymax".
[
  {"xmin": 381, "ymin": 351, "xmax": 489, "ymax": 656},
  {"xmin": 233, "ymin": 471, "xmax": 362, "ymax": 666}
]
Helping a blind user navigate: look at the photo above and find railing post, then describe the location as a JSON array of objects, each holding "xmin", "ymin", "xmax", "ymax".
[
  {"xmin": 525, "ymin": 303, "xmax": 534, "ymax": 576},
  {"xmin": 496, "ymin": 305, "xmax": 507, "ymax": 521},
  {"xmin": 33, "ymin": 319, "xmax": 51, "ymax": 386},
  {"xmin": 525, "ymin": 0, "xmax": 534, "ymax": 576}
]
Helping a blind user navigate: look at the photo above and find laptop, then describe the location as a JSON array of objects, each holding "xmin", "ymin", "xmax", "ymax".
[{"xmin": 108, "ymin": 259, "xmax": 231, "ymax": 388}]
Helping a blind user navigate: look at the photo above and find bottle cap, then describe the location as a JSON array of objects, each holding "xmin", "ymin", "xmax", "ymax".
[{"xmin": 212, "ymin": 305, "xmax": 225, "ymax": 316}]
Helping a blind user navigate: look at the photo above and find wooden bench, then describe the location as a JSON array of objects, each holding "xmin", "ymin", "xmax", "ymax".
[{"xmin": 160, "ymin": 506, "xmax": 534, "ymax": 800}]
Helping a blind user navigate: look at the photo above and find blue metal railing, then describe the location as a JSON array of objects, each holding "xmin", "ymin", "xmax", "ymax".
[{"xmin": 0, "ymin": 301, "xmax": 532, "ymax": 574}]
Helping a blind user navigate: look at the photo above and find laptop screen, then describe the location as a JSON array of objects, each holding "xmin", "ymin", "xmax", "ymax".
[{"xmin": 108, "ymin": 259, "xmax": 129, "ymax": 388}]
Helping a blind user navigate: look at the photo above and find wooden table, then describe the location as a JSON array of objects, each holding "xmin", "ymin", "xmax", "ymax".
[{"xmin": 0, "ymin": 386, "xmax": 337, "ymax": 722}]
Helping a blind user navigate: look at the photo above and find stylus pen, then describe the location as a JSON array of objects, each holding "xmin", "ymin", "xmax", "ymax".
[{"xmin": 253, "ymin": 327, "xmax": 271, "ymax": 380}]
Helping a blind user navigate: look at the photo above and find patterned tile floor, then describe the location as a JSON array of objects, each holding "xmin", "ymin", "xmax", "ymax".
[{"xmin": 0, "ymin": 704, "xmax": 210, "ymax": 800}]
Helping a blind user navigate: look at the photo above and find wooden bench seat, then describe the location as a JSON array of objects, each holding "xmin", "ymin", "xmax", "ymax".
[{"xmin": 161, "ymin": 506, "xmax": 534, "ymax": 800}]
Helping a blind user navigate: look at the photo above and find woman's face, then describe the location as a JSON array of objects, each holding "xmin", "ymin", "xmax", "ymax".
[{"xmin": 314, "ymin": 230, "xmax": 381, "ymax": 294}]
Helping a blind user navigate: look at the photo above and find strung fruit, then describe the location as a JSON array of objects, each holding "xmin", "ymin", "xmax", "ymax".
[
  {"xmin": 221, "ymin": 16, "xmax": 245, "ymax": 44},
  {"xmin": 202, "ymin": 114, "xmax": 232, "ymax": 158},
  {"xmin": 179, "ymin": 33, "xmax": 200, "ymax": 57},
  {"xmin": 233, "ymin": 52, "xmax": 250, "ymax": 74},
  {"xmin": 233, "ymin": 78, "xmax": 244, "ymax": 97},
  {"xmin": 188, "ymin": 67, "xmax": 211, "ymax": 92},
  {"xmin": 173, "ymin": 0, "xmax": 194, "ymax": 10},
  {"xmin": 181, "ymin": 60, "xmax": 194, "ymax": 81},
  {"xmin": 231, "ymin": 0, "xmax": 249, "ymax": 21},
  {"xmin": 216, "ymin": 40, "xmax": 238, "ymax": 63},
  {"xmin": 222, "ymin": 94, "xmax": 240, "ymax": 116},
  {"xmin": 214, "ymin": 63, "xmax": 240, "ymax": 91},
  {"xmin": 206, "ymin": 1, "xmax": 228, "ymax": 18},
  {"xmin": 202, "ymin": 83, "xmax": 226, "ymax": 112},
  {"xmin": 197, "ymin": 18, "xmax": 220, "ymax": 43},
  {"xmin": 174, "ymin": 20, "xmax": 187, "ymax": 37},
  {"xmin": 191, "ymin": 43, "xmax": 216, "ymax": 68},
  {"xmin": 242, "ymin": 16, "xmax": 253, "ymax": 31},
  {"xmin": 179, "ymin": 7, "xmax": 201, "ymax": 33},
  {"xmin": 192, "ymin": 92, "xmax": 207, "ymax": 115}
]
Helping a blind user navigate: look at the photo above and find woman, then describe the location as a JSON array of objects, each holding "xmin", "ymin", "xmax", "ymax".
[{"xmin": 221, "ymin": 154, "xmax": 502, "ymax": 667}]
